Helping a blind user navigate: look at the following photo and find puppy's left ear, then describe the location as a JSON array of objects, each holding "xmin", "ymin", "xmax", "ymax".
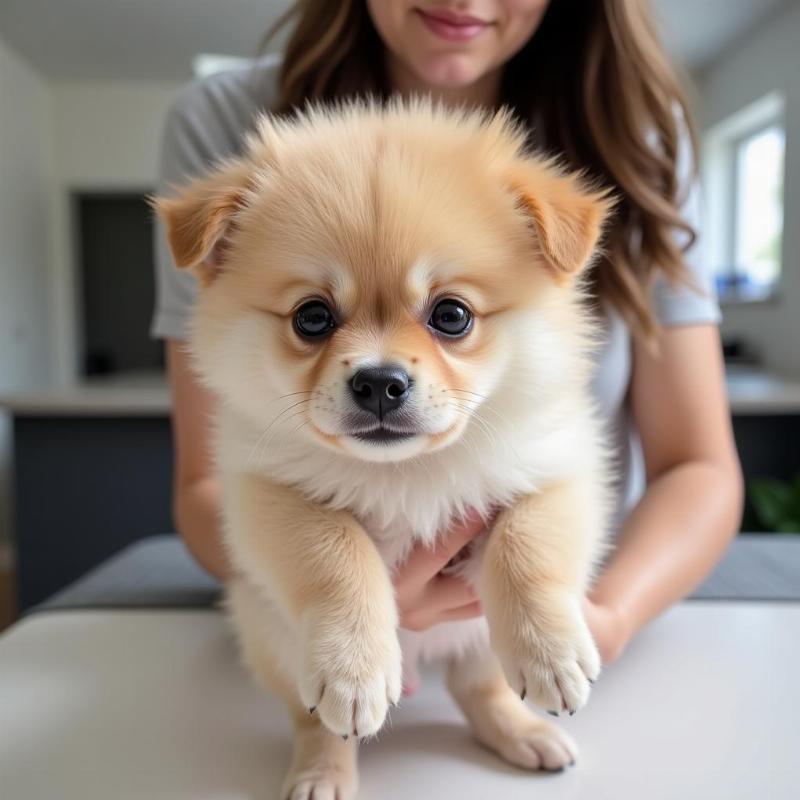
[
  {"xmin": 509, "ymin": 159, "xmax": 614, "ymax": 284},
  {"xmin": 151, "ymin": 158, "xmax": 253, "ymax": 285}
]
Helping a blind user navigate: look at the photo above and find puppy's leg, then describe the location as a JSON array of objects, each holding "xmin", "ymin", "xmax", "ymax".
[
  {"xmin": 482, "ymin": 477, "xmax": 604, "ymax": 715},
  {"xmin": 447, "ymin": 647, "xmax": 577, "ymax": 771},
  {"xmin": 226, "ymin": 474, "xmax": 402, "ymax": 739},
  {"xmin": 228, "ymin": 579, "xmax": 358, "ymax": 800}
]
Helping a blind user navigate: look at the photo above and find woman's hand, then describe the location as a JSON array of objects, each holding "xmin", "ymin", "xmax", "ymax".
[
  {"xmin": 394, "ymin": 510, "xmax": 632, "ymax": 661},
  {"xmin": 582, "ymin": 597, "xmax": 630, "ymax": 665},
  {"xmin": 394, "ymin": 510, "xmax": 488, "ymax": 631}
]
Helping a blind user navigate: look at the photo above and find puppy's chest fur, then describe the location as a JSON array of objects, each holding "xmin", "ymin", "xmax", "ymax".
[{"xmin": 217, "ymin": 404, "xmax": 596, "ymax": 562}]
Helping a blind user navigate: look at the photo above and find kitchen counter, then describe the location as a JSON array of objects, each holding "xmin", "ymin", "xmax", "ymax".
[
  {"xmin": 725, "ymin": 366, "xmax": 800, "ymax": 414},
  {"xmin": 0, "ymin": 373, "xmax": 170, "ymax": 416},
  {"xmin": 2, "ymin": 367, "xmax": 800, "ymax": 416}
]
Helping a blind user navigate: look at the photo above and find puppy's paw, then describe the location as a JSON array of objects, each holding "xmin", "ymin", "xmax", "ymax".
[
  {"xmin": 283, "ymin": 774, "xmax": 355, "ymax": 800},
  {"xmin": 492, "ymin": 595, "xmax": 600, "ymax": 715},
  {"xmin": 475, "ymin": 708, "xmax": 578, "ymax": 772},
  {"xmin": 494, "ymin": 717, "xmax": 577, "ymax": 772},
  {"xmin": 298, "ymin": 616, "xmax": 402, "ymax": 738},
  {"xmin": 281, "ymin": 723, "xmax": 358, "ymax": 800}
]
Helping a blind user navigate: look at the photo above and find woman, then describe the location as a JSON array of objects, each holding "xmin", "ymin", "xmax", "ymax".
[{"xmin": 152, "ymin": 0, "xmax": 742, "ymax": 666}]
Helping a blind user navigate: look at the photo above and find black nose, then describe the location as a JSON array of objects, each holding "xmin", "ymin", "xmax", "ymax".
[{"xmin": 350, "ymin": 366, "xmax": 411, "ymax": 418}]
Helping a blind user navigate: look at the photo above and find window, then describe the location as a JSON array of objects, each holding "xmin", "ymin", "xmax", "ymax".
[
  {"xmin": 702, "ymin": 92, "xmax": 786, "ymax": 303},
  {"xmin": 731, "ymin": 124, "xmax": 785, "ymax": 297}
]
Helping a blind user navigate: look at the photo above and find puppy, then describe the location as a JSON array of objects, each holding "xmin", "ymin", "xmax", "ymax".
[{"xmin": 156, "ymin": 100, "xmax": 613, "ymax": 800}]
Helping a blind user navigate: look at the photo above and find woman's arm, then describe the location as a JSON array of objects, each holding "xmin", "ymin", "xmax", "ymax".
[
  {"xmin": 167, "ymin": 339, "xmax": 233, "ymax": 580},
  {"xmin": 584, "ymin": 324, "xmax": 744, "ymax": 663}
]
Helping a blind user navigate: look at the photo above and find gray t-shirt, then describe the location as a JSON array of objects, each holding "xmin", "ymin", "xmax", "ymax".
[{"xmin": 152, "ymin": 58, "xmax": 721, "ymax": 530}]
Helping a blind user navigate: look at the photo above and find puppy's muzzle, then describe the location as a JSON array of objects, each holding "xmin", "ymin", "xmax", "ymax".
[{"xmin": 349, "ymin": 365, "xmax": 411, "ymax": 419}]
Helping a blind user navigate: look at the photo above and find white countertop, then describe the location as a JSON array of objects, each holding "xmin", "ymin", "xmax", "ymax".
[
  {"xmin": 0, "ymin": 373, "xmax": 171, "ymax": 416},
  {"xmin": 0, "ymin": 602, "xmax": 797, "ymax": 799},
  {"xmin": 724, "ymin": 367, "xmax": 800, "ymax": 414},
  {"xmin": 1, "ymin": 367, "xmax": 800, "ymax": 416}
]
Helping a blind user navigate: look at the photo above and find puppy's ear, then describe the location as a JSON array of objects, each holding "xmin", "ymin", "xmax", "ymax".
[
  {"xmin": 509, "ymin": 159, "xmax": 614, "ymax": 284},
  {"xmin": 152, "ymin": 158, "xmax": 253, "ymax": 285}
]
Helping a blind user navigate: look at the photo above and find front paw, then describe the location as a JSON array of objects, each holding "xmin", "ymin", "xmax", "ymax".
[
  {"xmin": 492, "ymin": 595, "xmax": 601, "ymax": 715},
  {"xmin": 297, "ymin": 614, "xmax": 402, "ymax": 738}
]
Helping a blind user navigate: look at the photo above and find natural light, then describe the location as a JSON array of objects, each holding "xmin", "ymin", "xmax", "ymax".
[{"xmin": 734, "ymin": 125, "xmax": 785, "ymax": 289}]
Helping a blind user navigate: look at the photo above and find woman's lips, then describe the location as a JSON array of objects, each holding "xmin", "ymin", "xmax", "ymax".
[{"xmin": 415, "ymin": 7, "xmax": 491, "ymax": 42}]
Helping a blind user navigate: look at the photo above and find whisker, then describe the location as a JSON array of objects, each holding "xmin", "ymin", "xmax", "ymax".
[
  {"xmin": 447, "ymin": 399, "xmax": 524, "ymax": 468},
  {"xmin": 449, "ymin": 402, "xmax": 497, "ymax": 450},
  {"xmin": 448, "ymin": 390, "xmax": 514, "ymax": 429},
  {"xmin": 255, "ymin": 405, "xmax": 313, "ymax": 462},
  {"xmin": 273, "ymin": 391, "xmax": 313, "ymax": 400},
  {"xmin": 448, "ymin": 404, "xmax": 502, "ymax": 470},
  {"xmin": 247, "ymin": 398, "xmax": 312, "ymax": 466},
  {"xmin": 447, "ymin": 388, "xmax": 521, "ymax": 431},
  {"xmin": 476, "ymin": 412, "xmax": 524, "ymax": 466},
  {"xmin": 259, "ymin": 406, "xmax": 312, "ymax": 457},
  {"xmin": 449, "ymin": 413, "xmax": 483, "ymax": 466},
  {"xmin": 288, "ymin": 419, "xmax": 310, "ymax": 437},
  {"xmin": 450, "ymin": 388, "xmax": 490, "ymax": 401}
]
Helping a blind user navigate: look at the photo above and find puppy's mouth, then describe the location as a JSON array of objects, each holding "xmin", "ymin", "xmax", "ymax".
[{"xmin": 350, "ymin": 426, "xmax": 417, "ymax": 445}]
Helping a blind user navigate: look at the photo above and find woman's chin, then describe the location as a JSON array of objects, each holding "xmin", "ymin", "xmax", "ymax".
[{"xmin": 413, "ymin": 55, "xmax": 489, "ymax": 92}]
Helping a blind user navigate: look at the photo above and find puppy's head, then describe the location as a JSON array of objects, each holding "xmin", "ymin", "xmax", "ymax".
[{"xmin": 155, "ymin": 101, "xmax": 612, "ymax": 464}]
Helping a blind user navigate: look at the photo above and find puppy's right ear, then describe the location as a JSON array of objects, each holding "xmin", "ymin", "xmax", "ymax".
[{"xmin": 152, "ymin": 158, "xmax": 253, "ymax": 285}]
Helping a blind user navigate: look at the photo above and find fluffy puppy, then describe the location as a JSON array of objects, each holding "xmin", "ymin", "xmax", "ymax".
[{"xmin": 156, "ymin": 100, "xmax": 613, "ymax": 800}]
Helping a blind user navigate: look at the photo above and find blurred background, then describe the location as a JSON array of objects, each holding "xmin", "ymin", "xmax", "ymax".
[{"xmin": 0, "ymin": 0, "xmax": 798, "ymax": 626}]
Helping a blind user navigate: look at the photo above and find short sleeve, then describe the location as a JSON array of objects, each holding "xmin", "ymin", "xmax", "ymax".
[
  {"xmin": 651, "ymin": 121, "xmax": 721, "ymax": 327},
  {"xmin": 150, "ymin": 62, "xmax": 276, "ymax": 340},
  {"xmin": 150, "ymin": 92, "xmax": 205, "ymax": 341}
]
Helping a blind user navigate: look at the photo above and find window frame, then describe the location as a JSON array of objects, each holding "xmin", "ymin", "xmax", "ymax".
[{"xmin": 702, "ymin": 92, "xmax": 786, "ymax": 306}]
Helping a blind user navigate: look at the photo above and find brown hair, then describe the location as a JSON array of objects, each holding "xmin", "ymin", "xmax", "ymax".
[{"xmin": 262, "ymin": 0, "xmax": 697, "ymax": 340}]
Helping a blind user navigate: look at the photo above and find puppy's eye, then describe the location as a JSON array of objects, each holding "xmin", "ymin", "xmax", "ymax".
[
  {"xmin": 428, "ymin": 299, "xmax": 472, "ymax": 338},
  {"xmin": 294, "ymin": 301, "xmax": 336, "ymax": 339}
]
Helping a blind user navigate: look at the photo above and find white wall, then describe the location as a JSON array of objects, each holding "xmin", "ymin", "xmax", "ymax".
[
  {"xmin": 0, "ymin": 68, "xmax": 183, "ymax": 541},
  {"xmin": 51, "ymin": 81, "xmax": 184, "ymax": 184},
  {"xmin": 696, "ymin": 1, "xmax": 800, "ymax": 377},
  {"xmin": 0, "ymin": 38, "xmax": 55, "ymax": 541},
  {"xmin": 48, "ymin": 80, "xmax": 183, "ymax": 384}
]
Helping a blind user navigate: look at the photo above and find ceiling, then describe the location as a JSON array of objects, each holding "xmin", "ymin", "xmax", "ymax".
[
  {"xmin": 0, "ymin": 0, "xmax": 789, "ymax": 81},
  {"xmin": 652, "ymin": 0, "xmax": 787, "ymax": 72},
  {"xmin": 0, "ymin": 0, "xmax": 286, "ymax": 81}
]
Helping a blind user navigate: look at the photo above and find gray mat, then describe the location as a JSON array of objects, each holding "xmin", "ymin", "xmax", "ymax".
[
  {"xmin": 35, "ymin": 532, "xmax": 800, "ymax": 612},
  {"xmin": 38, "ymin": 536, "xmax": 221, "ymax": 611},
  {"xmin": 691, "ymin": 533, "xmax": 800, "ymax": 600}
]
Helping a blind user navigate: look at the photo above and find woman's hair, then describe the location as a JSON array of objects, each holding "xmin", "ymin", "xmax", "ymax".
[{"xmin": 262, "ymin": 0, "xmax": 697, "ymax": 340}]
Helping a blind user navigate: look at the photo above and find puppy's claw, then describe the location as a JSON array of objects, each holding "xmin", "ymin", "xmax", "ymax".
[
  {"xmin": 342, "ymin": 734, "xmax": 349, "ymax": 741},
  {"xmin": 547, "ymin": 710, "xmax": 559, "ymax": 717},
  {"xmin": 309, "ymin": 706, "xmax": 316, "ymax": 715},
  {"xmin": 520, "ymin": 688, "xmax": 527, "ymax": 701}
]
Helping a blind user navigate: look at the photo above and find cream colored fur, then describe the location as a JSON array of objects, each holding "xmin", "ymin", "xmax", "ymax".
[{"xmin": 156, "ymin": 100, "xmax": 613, "ymax": 800}]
